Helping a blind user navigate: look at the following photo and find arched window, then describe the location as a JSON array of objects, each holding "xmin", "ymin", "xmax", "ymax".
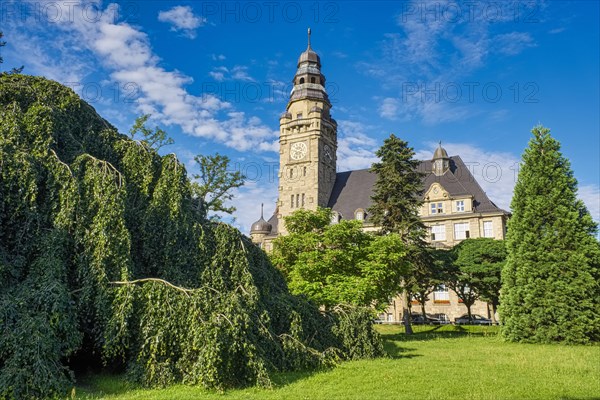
[
  {"xmin": 310, "ymin": 77, "xmax": 316, "ymax": 83},
  {"xmin": 355, "ymin": 209, "xmax": 365, "ymax": 221},
  {"xmin": 299, "ymin": 77, "xmax": 305, "ymax": 84}
]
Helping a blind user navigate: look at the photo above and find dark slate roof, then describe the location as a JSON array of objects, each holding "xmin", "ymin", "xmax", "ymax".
[
  {"xmin": 326, "ymin": 169, "xmax": 378, "ymax": 220},
  {"xmin": 265, "ymin": 212, "xmax": 279, "ymax": 237},
  {"xmin": 327, "ymin": 155, "xmax": 508, "ymax": 221}
]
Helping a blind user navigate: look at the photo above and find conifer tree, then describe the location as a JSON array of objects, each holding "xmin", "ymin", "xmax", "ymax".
[
  {"xmin": 500, "ymin": 125, "xmax": 600, "ymax": 344},
  {"xmin": 368, "ymin": 134, "xmax": 426, "ymax": 334},
  {"xmin": 368, "ymin": 134, "xmax": 425, "ymax": 240}
]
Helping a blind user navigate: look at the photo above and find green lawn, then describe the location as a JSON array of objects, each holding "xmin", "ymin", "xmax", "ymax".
[{"xmin": 78, "ymin": 325, "xmax": 600, "ymax": 400}]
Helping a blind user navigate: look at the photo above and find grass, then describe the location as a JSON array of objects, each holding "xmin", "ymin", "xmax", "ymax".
[{"xmin": 77, "ymin": 325, "xmax": 600, "ymax": 400}]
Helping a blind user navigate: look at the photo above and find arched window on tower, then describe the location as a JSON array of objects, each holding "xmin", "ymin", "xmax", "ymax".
[
  {"xmin": 311, "ymin": 77, "xmax": 316, "ymax": 83},
  {"xmin": 299, "ymin": 77, "xmax": 305, "ymax": 84}
]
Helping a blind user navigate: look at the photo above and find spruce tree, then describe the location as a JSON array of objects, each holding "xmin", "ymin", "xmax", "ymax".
[
  {"xmin": 368, "ymin": 134, "xmax": 425, "ymax": 239},
  {"xmin": 500, "ymin": 125, "xmax": 600, "ymax": 344},
  {"xmin": 368, "ymin": 134, "xmax": 426, "ymax": 334}
]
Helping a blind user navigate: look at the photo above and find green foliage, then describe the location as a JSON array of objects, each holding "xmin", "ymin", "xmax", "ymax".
[
  {"xmin": 367, "ymin": 134, "xmax": 425, "ymax": 241},
  {"xmin": 0, "ymin": 75, "xmax": 383, "ymax": 399},
  {"xmin": 452, "ymin": 238, "xmax": 506, "ymax": 321},
  {"xmin": 500, "ymin": 125, "xmax": 600, "ymax": 344},
  {"xmin": 191, "ymin": 153, "xmax": 245, "ymax": 219},
  {"xmin": 406, "ymin": 248, "xmax": 447, "ymax": 316},
  {"xmin": 129, "ymin": 115, "xmax": 174, "ymax": 150},
  {"xmin": 271, "ymin": 208, "xmax": 409, "ymax": 310},
  {"xmin": 367, "ymin": 134, "xmax": 428, "ymax": 334}
]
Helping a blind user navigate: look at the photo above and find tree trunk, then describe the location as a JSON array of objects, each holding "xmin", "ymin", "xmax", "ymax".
[
  {"xmin": 467, "ymin": 303, "xmax": 473, "ymax": 323},
  {"xmin": 402, "ymin": 289, "xmax": 413, "ymax": 335},
  {"xmin": 421, "ymin": 301, "xmax": 427, "ymax": 320},
  {"xmin": 491, "ymin": 302, "xmax": 498, "ymax": 325}
]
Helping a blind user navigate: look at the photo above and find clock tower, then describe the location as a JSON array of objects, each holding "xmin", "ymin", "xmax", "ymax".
[{"xmin": 277, "ymin": 29, "xmax": 337, "ymax": 234}]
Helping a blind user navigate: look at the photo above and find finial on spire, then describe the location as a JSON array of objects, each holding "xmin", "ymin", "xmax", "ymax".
[
  {"xmin": 307, "ymin": 27, "xmax": 312, "ymax": 49},
  {"xmin": 438, "ymin": 140, "xmax": 442, "ymax": 147},
  {"xmin": 260, "ymin": 203, "xmax": 264, "ymax": 219}
]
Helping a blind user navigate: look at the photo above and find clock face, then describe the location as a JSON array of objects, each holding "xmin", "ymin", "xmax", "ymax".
[
  {"xmin": 324, "ymin": 145, "xmax": 333, "ymax": 161},
  {"xmin": 290, "ymin": 142, "xmax": 308, "ymax": 160}
]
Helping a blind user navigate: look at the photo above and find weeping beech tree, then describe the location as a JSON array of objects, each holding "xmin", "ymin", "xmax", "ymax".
[{"xmin": 0, "ymin": 75, "xmax": 383, "ymax": 399}]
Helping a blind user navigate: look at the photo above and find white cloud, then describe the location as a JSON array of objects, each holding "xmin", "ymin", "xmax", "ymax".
[
  {"xmin": 208, "ymin": 65, "xmax": 255, "ymax": 82},
  {"xmin": 228, "ymin": 179, "xmax": 279, "ymax": 235},
  {"xmin": 494, "ymin": 32, "xmax": 536, "ymax": 56},
  {"xmin": 209, "ymin": 71, "xmax": 226, "ymax": 81},
  {"xmin": 358, "ymin": 1, "xmax": 541, "ymax": 126},
  {"xmin": 578, "ymin": 184, "xmax": 600, "ymax": 224},
  {"xmin": 336, "ymin": 120, "xmax": 380, "ymax": 171},
  {"xmin": 379, "ymin": 97, "xmax": 399, "ymax": 120},
  {"xmin": 7, "ymin": 1, "xmax": 278, "ymax": 153},
  {"xmin": 158, "ymin": 6, "xmax": 205, "ymax": 39}
]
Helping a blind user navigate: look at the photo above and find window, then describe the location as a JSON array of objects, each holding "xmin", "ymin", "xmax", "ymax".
[
  {"xmin": 433, "ymin": 284, "xmax": 450, "ymax": 303},
  {"xmin": 296, "ymin": 113, "xmax": 303, "ymax": 119},
  {"xmin": 355, "ymin": 209, "xmax": 365, "ymax": 221},
  {"xmin": 299, "ymin": 77, "xmax": 305, "ymax": 84},
  {"xmin": 454, "ymin": 222, "xmax": 470, "ymax": 240},
  {"xmin": 291, "ymin": 194, "xmax": 294, "ymax": 208},
  {"xmin": 301, "ymin": 193, "xmax": 305, "ymax": 207},
  {"xmin": 310, "ymin": 77, "xmax": 316, "ymax": 83},
  {"xmin": 296, "ymin": 194, "xmax": 300, "ymax": 208},
  {"xmin": 431, "ymin": 202, "xmax": 444, "ymax": 214},
  {"xmin": 456, "ymin": 200, "xmax": 465, "ymax": 212},
  {"xmin": 303, "ymin": 166, "xmax": 307, "ymax": 176},
  {"xmin": 331, "ymin": 212, "xmax": 340, "ymax": 224},
  {"xmin": 483, "ymin": 221, "xmax": 493, "ymax": 238},
  {"xmin": 430, "ymin": 225, "xmax": 446, "ymax": 241}
]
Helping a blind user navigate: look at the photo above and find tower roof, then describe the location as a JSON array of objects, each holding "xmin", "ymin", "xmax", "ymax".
[
  {"xmin": 432, "ymin": 142, "xmax": 449, "ymax": 160},
  {"xmin": 297, "ymin": 28, "xmax": 321, "ymax": 67},
  {"xmin": 250, "ymin": 204, "xmax": 272, "ymax": 234}
]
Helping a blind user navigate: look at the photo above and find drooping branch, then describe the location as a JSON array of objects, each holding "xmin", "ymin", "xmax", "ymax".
[{"xmin": 109, "ymin": 278, "xmax": 195, "ymax": 296}]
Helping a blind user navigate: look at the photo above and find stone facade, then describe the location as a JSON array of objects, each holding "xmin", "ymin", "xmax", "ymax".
[{"xmin": 250, "ymin": 31, "xmax": 510, "ymax": 323}]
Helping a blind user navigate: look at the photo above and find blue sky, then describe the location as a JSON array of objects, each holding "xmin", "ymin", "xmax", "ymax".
[{"xmin": 2, "ymin": 0, "xmax": 599, "ymax": 232}]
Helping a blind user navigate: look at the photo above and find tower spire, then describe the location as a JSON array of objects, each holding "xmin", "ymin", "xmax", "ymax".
[
  {"xmin": 260, "ymin": 203, "xmax": 264, "ymax": 219},
  {"xmin": 307, "ymin": 27, "xmax": 311, "ymax": 49}
]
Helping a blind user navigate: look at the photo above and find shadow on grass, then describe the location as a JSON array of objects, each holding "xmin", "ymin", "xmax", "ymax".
[{"xmin": 378, "ymin": 324, "xmax": 501, "ymax": 343}]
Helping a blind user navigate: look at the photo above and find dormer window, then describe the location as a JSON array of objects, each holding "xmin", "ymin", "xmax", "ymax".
[
  {"xmin": 296, "ymin": 113, "xmax": 303, "ymax": 119},
  {"xmin": 456, "ymin": 200, "xmax": 465, "ymax": 212},
  {"xmin": 355, "ymin": 209, "xmax": 365, "ymax": 221}
]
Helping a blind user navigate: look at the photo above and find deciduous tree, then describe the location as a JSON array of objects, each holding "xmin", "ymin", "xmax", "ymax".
[
  {"xmin": 453, "ymin": 238, "xmax": 506, "ymax": 323},
  {"xmin": 271, "ymin": 208, "xmax": 409, "ymax": 310},
  {"xmin": 191, "ymin": 153, "xmax": 245, "ymax": 219},
  {"xmin": 129, "ymin": 114, "xmax": 174, "ymax": 150}
]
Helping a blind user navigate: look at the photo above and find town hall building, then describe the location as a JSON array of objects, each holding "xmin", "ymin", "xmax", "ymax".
[{"xmin": 250, "ymin": 30, "xmax": 510, "ymax": 323}]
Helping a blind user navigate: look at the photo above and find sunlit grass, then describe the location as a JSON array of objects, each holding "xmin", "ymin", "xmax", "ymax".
[{"xmin": 77, "ymin": 325, "xmax": 600, "ymax": 400}]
